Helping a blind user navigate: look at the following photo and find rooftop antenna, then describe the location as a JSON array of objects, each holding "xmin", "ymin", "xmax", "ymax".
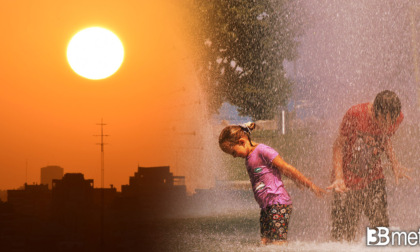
[
  {"xmin": 95, "ymin": 118, "xmax": 109, "ymax": 189},
  {"xmin": 25, "ymin": 159, "xmax": 28, "ymax": 186},
  {"xmin": 95, "ymin": 118, "xmax": 108, "ymax": 251}
]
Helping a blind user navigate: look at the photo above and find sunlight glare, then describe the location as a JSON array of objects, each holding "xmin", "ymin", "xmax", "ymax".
[{"xmin": 67, "ymin": 27, "xmax": 124, "ymax": 80}]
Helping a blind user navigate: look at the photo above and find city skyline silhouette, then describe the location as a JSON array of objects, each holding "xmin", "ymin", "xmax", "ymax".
[{"xmin": 0, "ymin": 165, "xmax": 191, "ymax": 251}]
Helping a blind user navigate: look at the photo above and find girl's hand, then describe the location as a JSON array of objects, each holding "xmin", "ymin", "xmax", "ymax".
[
  {"xmin": 310, "ymin": 184, "xmax": 327, "ymax": 198},
  {"xmin": 326, "ymin": 179, "xmax": 348, "ymax": 193}
]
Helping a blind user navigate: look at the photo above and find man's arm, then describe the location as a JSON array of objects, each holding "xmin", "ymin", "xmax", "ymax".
[
  {"xmin": 384, "ymin": 137, "xmax": 412, "ymax": 184},
  {"xmin": 326, "ymin": 134, "xmax": 348, "ymax": 192}
]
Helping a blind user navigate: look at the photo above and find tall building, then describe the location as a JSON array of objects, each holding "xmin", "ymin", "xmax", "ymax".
[
  {"xmin": 7, "ymin": 184, "xmax": 51, "ymax": 219},
  {"xmin": 52, "ymin": 173, "xmax": 95, "ymax": 234},
  {"xmin": 121, "ymin": 166, "xmax": 187, "ymax": 199},
  {"xmin": 118, "ymin": 166, "xmax": 187, "ymax": 219},
  {"xmin": 40, "ymin": 165, "xmax": 63, "ymax": 189}
]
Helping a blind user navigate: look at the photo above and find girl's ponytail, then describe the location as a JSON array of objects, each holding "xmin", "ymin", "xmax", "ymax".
[
  {"xmin": 219, "ymin": 122, "xmax": 256, "ymax": 149},
  {"xmin": 240, "ymin": 122, "xmax": 256, "ymax": 132},
  {"xmin": 239, "ymin": 122, "xmax": 256, "ymax": 146}
]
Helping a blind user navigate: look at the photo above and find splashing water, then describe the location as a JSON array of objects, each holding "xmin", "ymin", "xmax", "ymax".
[
  {"xmin": 163, "ymin": 64, "xmax": 225, "ymax": 194},
  {"xmin": 159, "ymin": 0, "xmax": 420, "ymax": 251}
]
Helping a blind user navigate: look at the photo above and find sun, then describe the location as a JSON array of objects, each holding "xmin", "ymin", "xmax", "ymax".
[{"xmin": 67, "ymin": 27, "xmax": 124, "ymax": 80}]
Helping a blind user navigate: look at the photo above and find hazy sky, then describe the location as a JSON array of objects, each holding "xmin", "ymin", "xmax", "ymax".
[
  {"xmin": 2, "ymin": 0, "xmax": 420, "ymax": 192},
  {"xmin": 0, "ymin": 0, "xmax": 199, "ymax": 190}
]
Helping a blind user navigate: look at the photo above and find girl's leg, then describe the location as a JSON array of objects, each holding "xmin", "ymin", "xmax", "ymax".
[
  {"xmin": 261, "ymin": 237, "xmax": 270, "ymax": 245},
  {"xmin": 260, "ymin": 204, "xmax": 292, "ymax": 245},
  {"xmin": 260, "ymin": 210, "xmax": 272, "ymax": 245}
]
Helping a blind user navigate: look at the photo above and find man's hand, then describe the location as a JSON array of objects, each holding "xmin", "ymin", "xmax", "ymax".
[
  {"xmin": 326, "ymin": 179, "xmax": 349, "ymax": 193},
  {"xmin": 392, "ymin": 165, "xmax": 412, "ymax": 185}
]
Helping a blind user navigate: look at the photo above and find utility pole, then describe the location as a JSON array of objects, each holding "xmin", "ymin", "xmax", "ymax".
[{"xmin": 95, "ymin": 118, "xmax": 108, "ymax": 251}]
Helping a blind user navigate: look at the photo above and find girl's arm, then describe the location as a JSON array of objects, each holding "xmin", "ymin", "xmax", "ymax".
[{"xmin": 271, "ymin": 155, "xmax": 325, "ymax": 197}]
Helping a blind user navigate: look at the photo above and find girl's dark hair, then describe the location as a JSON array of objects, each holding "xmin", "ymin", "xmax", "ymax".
[
  {"xmin": 373, "ymin": 90, "xmax": 401, "ymax": 122},
  {"xmin": 218, "ymin": 122, "xmax": 256, "ymax": 150}
]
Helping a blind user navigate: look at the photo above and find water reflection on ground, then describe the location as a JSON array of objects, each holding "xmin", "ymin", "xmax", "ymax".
[{"xmin": 159, "ymin": 179, "xmax": 419, "ymax": 252}]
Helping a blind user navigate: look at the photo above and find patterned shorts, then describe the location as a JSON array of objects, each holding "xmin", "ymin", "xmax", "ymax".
[{"xmin": 260, "ymin": 204, "xmax": 292, "ymax": 241}]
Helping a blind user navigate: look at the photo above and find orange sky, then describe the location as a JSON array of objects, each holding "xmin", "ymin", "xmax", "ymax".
[{"xmin": 0, "ymin": 0, "xmax": 216, "ymax": 191}]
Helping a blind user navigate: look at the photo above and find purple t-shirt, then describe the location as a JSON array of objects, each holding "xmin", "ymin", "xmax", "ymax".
[{"xmin": 245, "ymin": 144, "xmax": 292, "ymax": 209}]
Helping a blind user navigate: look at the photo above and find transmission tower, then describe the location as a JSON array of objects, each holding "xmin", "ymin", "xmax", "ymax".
[
  {"xmin": 95, "ymin": 118, "xmax": 108, "ymax": 251},
  {"xmin": 95, "ymin": 119, "xmax": 109, "ymax": 188}
]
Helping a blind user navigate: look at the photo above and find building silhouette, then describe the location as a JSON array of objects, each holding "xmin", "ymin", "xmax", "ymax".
[
  {"xmin": 120, "ymin": 166, "xmax": 187, "ymax": 211},
  {"xmin": 122, "ymin": 166, "xmax": 186, "ymax": 194},
  {"xmin": 110, "ymin": 166, "xmax": 188, "ymax": 251},
  {"xmin": 7, "ymin": 183, "xmax": 51, "ymax": 219},
  {"xmin": 6, "ymin": 184, "xmax": 55, "ymax": 251},
  {"xmin": 0, "ymin": 190, "xmax": 8, "ymax": 202},
  {"xmin": 1, "ymin": 166, "xmax": 189, "ymax": 251},
  {"xmin": 52, "ymin": 173, "xmax": 95, "ymax": 235},
  {"xmin": 0, "ymin": 201, "xmax": 15, "ymax": 251},
  {"xmin": 41, "ymin": 165, "xmax": 63, "ymax": 190},
  {"xmin": 93, "ymin": 185, "xmax": 118, "ymax": 207}
]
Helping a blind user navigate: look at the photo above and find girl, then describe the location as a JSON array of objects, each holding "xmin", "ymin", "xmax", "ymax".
[{"xmin": 218, "ymin": 122, "xmax": 325, "ymax": 245}]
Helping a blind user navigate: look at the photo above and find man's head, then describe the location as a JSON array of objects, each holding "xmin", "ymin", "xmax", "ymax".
[{"xmin": 373, "ymin": 90, "xmax": 401, "ymax": 124}]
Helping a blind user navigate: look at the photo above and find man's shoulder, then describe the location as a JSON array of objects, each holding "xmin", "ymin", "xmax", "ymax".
[
  {"xmin": 344, "ymin": 103, "xmax": 369, "ymax": 119},
  {"xmin": 348, "ymin": 102, "xmax": 369, "ymax": 113},
  {"xmin": 339, "ymin": 103, "xmax": 370, "ymax": 135}
]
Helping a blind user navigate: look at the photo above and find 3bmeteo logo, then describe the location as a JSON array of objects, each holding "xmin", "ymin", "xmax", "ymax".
[{"xmin": 367, "ymin": 227, "xmax": 420, "ymax": 246}]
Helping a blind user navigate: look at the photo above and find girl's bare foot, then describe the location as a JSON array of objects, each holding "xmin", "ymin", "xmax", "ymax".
[
  {"xmin": 272, "ymin": 240, "xmax": 287, "ymax": 246},
  {"xmin": 261, "ymin": 238, "xmax": 270, "ymax": 245},
  {"xmin": 261, "ymin": 238, "xmax": 287, "ymax": 246}
]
